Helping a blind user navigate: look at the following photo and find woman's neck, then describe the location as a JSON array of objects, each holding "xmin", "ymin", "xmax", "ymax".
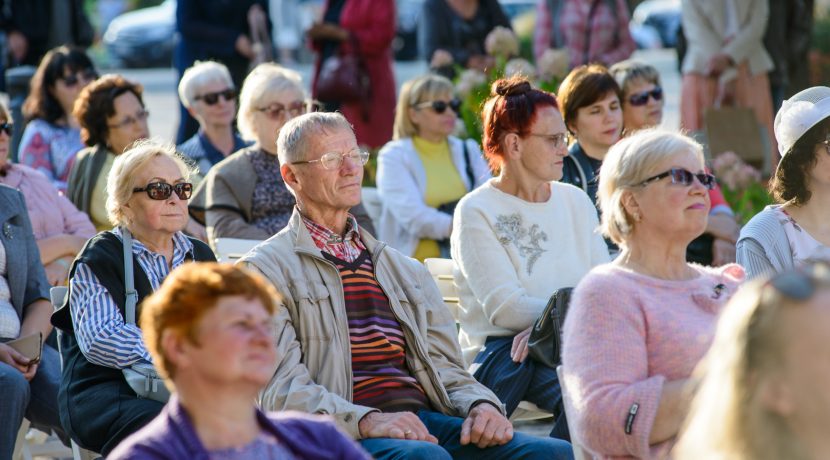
[
  {"xmin": 617, "ymin": 233, "xmax": 696, "ymax": 280},
  {"xmin": 257, "ymin": 142, "xmax": 277, "ymax": 156},
  {"xmin": 578, "ymin": 139, "xmax": 609, "ymax": 161},
  {"xmin": 128, "ymin": 227, "xmax": 174, "ymax": 265},
  {"xmin": 177, "ymin": 384, "xmax": 261, "ymax": 450},
  {"xmin": 203, "ymin": 124, "xmax": 236, "ymax": 156},
  {"xmin": 414, "ymin": 132, "xmax": 447, "ymax": 144},
  {"xmin": 493, "ymin": 168, "xmax": 551, "ymax": 203}
]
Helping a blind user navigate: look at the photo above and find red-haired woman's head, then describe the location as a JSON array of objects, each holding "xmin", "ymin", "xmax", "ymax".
[{"xmin": 481, "ymin": 76, "xmax": 560, "ymax": 171}]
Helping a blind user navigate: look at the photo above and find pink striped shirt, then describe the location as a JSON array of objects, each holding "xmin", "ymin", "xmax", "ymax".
[{"xmin": 562, "ymin": 263, "xmax": 745, "ymax": 459}]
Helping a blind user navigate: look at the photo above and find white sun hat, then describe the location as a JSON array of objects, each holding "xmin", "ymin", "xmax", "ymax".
[{"xmin": 774, "ymin": 86, "xmax": 830, "ymax": 160}]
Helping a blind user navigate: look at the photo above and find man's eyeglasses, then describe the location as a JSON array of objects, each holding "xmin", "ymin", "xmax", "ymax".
[
  {"xmin": 0, "ymin": 122, "xmax": 13, "ymax": 137},
  {"xmin": 414, "ymin": 98, "xmax": 462, "ymax": 114},
  {"xmin": 525, "ymin": 132, "xmax": 569, "ymax": 149},
  {"xmin": 132, "ymin": 182, "xmax": 193, "ymax": 200},
  {"xmin": 291, "ymin": 149, "xmax": 370, "ymax": 170},
  {"xmin": 256, "ymin": 100, "xmax": 318, "ymax": 120},
  {"xmin": 61, "ymin": 68, "xmax": 98, "ymax": 87},
  {"xmin": 637, "ymin": 168, "xmax": 717, "ymax": 190},
  {"xmin": 108, "ymin": 109, "xmax": 150, "ymax": 129},
  {"xmin": 628, "ymin": 87, "xmax": 663, "ymax": 107},
  {"xmin": 195, "ymin": 88, "xmax": 236, "ymax": 106}
]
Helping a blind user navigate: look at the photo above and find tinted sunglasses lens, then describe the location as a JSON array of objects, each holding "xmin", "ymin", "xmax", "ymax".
[
  {"xmin": 202, "ymin": 93, "xmax": 220, "ymax": 105},
  {"xmin": 449, "ymin": 99, "xmax": 462, "ymax": 112},
  {"xmin": 174, "ymin": 183, "xmax": 193, "ymax": 199},
  {"xmin": 146, "ymin": 183, "xmax": 173, "ymax": 200},
  {"xmin": 431, "ymin": 101, "xmax": 449, "ymax": 113},
  {"xmin": 0, "ymin": 123, "xmax": 12, "ymax": 136},
  {"xmin": 651, "ymin": 87, "xmax": 663, "ymax": 101},
  {"xmin": 221, "ymin": 89, "xmax": 236, "ymax": 101},
  {"xmin": 668, "ymin": 169, "xmax": 693, "ymax": 185},
  {"xmin": 696, "ymin": 173, "xmax": 716, "ymax": 190},
  {"xmin": 63, "ymin": 75, "xmax": 79, "ymax": 86},
  {"xmin": 629, "ymin": 92, "xmax": 649, "ymax": 106}
]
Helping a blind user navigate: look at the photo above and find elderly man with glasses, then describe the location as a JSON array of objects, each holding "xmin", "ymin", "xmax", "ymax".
[{"xmin": 239, "ymin": 112, "xmax": 571, "ymax": 460}]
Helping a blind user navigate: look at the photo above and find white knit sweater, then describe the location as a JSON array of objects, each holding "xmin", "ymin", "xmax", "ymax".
[{"xmin": 451, "ymin": 179, "xmax": 611, "ymax": 365}]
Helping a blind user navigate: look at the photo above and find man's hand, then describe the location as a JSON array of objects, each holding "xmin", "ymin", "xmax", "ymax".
[
  {"xmin": 707, "ymin": 213, "xmax": 740, "ymax": 243},
  {"xmin": 510, "ymin": 326, "xmax": 532, "ymax": 363},
  {"xmin": 358, "ymin": 412, "xmax": 438, "ymax": 443},
  {"xmin": 460, "ymin": 403, "xmax": 513, "ymax": 448},
  {"xmin": 235, "ymin": 34, "xmax": 255, "ymax": 59},
  {"xmin": 44, "ymin": 258, "xmax": 71, "ymax": 286},
  {"xmin": 706, "ymin": 53, "xmax": 734, "ymax": 77}
]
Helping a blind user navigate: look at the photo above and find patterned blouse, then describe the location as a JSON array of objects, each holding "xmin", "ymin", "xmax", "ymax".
[
  {"xmin": 17, "ymin": 119, "xmax": 85, "ymax": 193},
  {"xmin": 249, "ymin": 149, "xmax": 295, "ymax": 235},
  {"xmin": 776, "ymin": 208, "xmax": 830, "ymax": 267}
]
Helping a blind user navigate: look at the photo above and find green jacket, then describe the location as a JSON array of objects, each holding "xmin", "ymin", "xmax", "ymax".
[{"xmin": 241, "ymin": 210, "xmax": 503, "ymax": 438}]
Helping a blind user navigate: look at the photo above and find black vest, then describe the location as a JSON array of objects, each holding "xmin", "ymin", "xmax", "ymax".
[{"xmin": 51, "ymin": 231, "xmax": 214, "ymax": 448}]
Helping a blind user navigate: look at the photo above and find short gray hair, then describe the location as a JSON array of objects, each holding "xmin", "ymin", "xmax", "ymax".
[
  {"xmin": 177, "ymin": 61, "xmax": 234, "ymax": 108},
  {"xmin": 106, "ymin": 139, "xmax": 193, "ymax": 227},
  {"xmin": 237, "ymin": 63, "xmax": 305, "ymax": 141},
  {"xmin": 597, "ymin": 128, "xmax": 704, "ymax": 246},
  {"xmin": 276, "ymin": 111, "xmax": 353, "ymax": 165},
  {"xmin": 608, "ymin": 60, "xmax": 661, "ymax": 97}
]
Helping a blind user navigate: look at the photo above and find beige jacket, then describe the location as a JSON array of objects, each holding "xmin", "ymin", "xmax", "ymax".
[
  {"xmin": 240, "ymin": 210, "xmax": 503, "ymax": 438},
  {"xmin": 681, "ymin": 0, "xmax": 773, "ymax": 77}
]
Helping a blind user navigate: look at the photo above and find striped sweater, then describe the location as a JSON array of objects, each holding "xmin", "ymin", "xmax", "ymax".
[{"xmin": 322, "ymin": 249, "xmax": 430, "ymax": 413}]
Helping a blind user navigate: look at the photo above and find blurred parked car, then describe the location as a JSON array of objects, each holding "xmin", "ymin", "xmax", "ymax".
[
  {"xmin": 103, "ymin": 0, "xmax": 176, "ymax": 68},
  {"xmin": 629, "ymin": 0, "xmax": 681, "ymax": 49}
]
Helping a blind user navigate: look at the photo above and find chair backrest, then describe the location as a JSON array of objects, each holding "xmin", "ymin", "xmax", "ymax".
[
  {"xmin": 50, "ymin": 286, "xmax": 68, "ymax": 311},
  {"xmin": 423, "ymin": 258, "xmax": 460, "ymax": 321},
  {"xmin": 361, "ymin": 187, "xmax": 383, "ymax": 229},
  {"xmin": 556, "ymin": 365, "xmax": 590, "ymax": 460},
  {"xmin": 214, "ymin": 238, "xmax": 261, "ymax": 263}
]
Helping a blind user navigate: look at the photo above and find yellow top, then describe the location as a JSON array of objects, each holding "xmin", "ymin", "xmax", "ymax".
[
  {"xmin": 411, "ymin": 136, "xmax": 466, "ymax": 261},
  {"xmin": 90, "ymin": 152, "xmax": 115, "ymax": 232}
]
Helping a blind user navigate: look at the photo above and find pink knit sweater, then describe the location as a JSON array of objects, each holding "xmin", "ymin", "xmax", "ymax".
[{"xmin": 561, "ymin": 263, "xmax": 745, "ymax": 459}]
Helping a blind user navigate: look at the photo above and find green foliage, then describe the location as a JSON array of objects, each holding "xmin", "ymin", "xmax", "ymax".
[{"xmin": 719, "ymin": 182, "xmax": 774, "ymax": 226}]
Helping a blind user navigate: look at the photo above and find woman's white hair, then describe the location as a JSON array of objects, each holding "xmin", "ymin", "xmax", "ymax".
[
  {"xmin": 106, "ymin": 139, "xmax": 193, "ymax": 227},
  {"xmin": 177, "ymin": 61, "xmax": 234, "ymax": 108},
  {"xmin": 237, "ymin": 62, "xmax": 305, "ymax": 142},
  {"xmin": 597, "ymin": 128, "xmax": 704, "ymax": 246}
]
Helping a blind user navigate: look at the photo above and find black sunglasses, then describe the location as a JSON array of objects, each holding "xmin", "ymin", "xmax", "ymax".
[
  {"xmin": 0, "ymin": 122, "xmax": 12, "ymax": 137},
  {"xmin": 195, "ymin": 88, "xmax": 237, "ymax": 106},
  {"xmin": 132, "ymin": 182, "xmax": 193, "ymax": 200},
  {"xmin": 628, "ymin": 87, "xmax": 663, "ymax": 107},
  {"xmin": 638, "ymin": 168, "xmax": 717, "ymax": 190},
  {"xmin": 61, "ymin": 68, "xmax": 98, "ymax": 87},
  {"xmin": 414, "ymin": 98, "xmax": 462, "ymax": 114}
]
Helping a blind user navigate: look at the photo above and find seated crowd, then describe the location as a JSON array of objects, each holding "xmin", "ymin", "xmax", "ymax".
[{"xmin": 2, "ymin": 40, "xmax": 830, "ymax": 460}]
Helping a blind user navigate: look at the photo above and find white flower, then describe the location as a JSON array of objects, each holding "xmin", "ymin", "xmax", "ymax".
[
  {"xmin": 776, "ymin": 100, "xmax": 817, "ymax": 156},
  {"xmin": 456, "ymin": 69, "xmax": 488, "ymax": 98},
  {"xmin": 484, "ymin": 26, "xmax": 519, "ymax": 58},
  {"xmin": 504, "ymin": 58, "xmax": 536, "ymax": 79},
  {"xmin": 537, "ymin": 48, "xmax": 570, "ymax": 80}
]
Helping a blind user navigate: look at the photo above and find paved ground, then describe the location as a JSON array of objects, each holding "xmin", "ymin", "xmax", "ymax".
[{"xmin": 122, "ymin": 48, "xmax": 681, "ymax": 145}]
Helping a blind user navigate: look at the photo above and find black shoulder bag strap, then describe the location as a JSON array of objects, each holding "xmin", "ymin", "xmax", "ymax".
[{"xmin": 461, "ymin": 140, "xmax": 476, "ymax": 190}]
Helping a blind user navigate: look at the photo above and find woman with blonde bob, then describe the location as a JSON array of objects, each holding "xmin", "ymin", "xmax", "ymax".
[
  {"xmin": 51, "ymin": 140, "xmax": 216, "ymax": 455},
  {"xmin": 675, "ymin": 261, "xmax": 830, "ymax": 460},
  {"xmin": 561, "ymin": 128, "xmax": 744, "ymax": 458},
  {"xmin": 376, "ymin": 74, "xmax": 490, "ymax": 259},
  {"xmin": 109, "ymin": 263, "xmax": 370, "ymax": 459}
]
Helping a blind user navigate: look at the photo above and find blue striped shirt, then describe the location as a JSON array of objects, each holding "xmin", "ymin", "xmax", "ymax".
[{"xmin": 69, "ymin": 228, "xmax": 195, "ymax": 369}]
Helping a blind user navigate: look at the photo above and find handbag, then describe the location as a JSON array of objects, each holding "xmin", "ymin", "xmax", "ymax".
[
  {"xmin": 120, "ymin": 228, "xmax": 170, "ymax": 403},
  {"xmin": 527, "ymin": 288, "xmax": 574, "ymax": 368},
  {"xmin": 316, "ymin": 35, "xmax": 370, "ymax": 106}
]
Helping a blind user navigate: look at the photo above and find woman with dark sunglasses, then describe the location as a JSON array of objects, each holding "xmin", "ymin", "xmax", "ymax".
[
  {"xmin": 0, "ymin": 101, "xmax": 94, "ymax": 287},
  {"xmin": 676, "ymin": 261, "xmax": 830, "ymax": 460},
  {"xmin": 738, "ymin": 86, "xmax": 830, "ymax": 280},
  {"xmin": 190, "ymin": 63, "xmax": 375, "ymax": 247},
  {"xmin": 562, "ymin": 128, "xmax": 745, "ymax": 459},
  {"xmin": 611, "ymin": 59, "xmax": 741, "ymax": 268},
  {"xmin": 376, "ymin": 74, "xmax": 490, "ymax": 260},
  {"xmin": 18, "ymin": 46, "xmax": 97, "ymax": 194},
  {"xmin": 176, "ymin": 61, "xmax": 249, "ymax": 177},
  {"xmin": 51, "ymin": 140, "xmax": 216, "ymax": 456}
]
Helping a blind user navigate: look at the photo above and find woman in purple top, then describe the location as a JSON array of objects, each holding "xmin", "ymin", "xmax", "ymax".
[
  {"xmin": 18, "ymin": 46, "xmax": 97, "ymax": 193},
  {"xmin": 109, "ymin": 262, "xmax": 370, "ymax": 460}
]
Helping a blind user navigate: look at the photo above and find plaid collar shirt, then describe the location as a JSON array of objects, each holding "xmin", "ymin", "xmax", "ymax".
[{"xmin": 301, "ymin": 212, "xmax": 366, "ymax": 263}]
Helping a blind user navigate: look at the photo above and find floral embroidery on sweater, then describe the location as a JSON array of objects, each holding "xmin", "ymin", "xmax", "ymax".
[{"xmin": 494, "ymin": 213, "xmax": 548, "ymax": 274}]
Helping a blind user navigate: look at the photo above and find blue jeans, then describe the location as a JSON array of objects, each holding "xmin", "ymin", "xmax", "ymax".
[
  {"xmin": 0, "ymin": 345, "xmax": 66, "ymax": 460},
  {"xmin": 359, "ymin": 410, "xmax": 573, "ymax": 460}
]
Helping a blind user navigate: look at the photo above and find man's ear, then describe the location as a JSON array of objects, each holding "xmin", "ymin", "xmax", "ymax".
[{"xmin": 281, "ymin": 163, "xmax": 300, "ymax": 192}]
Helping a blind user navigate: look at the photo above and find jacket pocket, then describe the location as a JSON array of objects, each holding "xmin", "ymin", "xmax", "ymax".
[{"xmin": 289, "ymin": 280, "xmax": 335, "ymax": 342}]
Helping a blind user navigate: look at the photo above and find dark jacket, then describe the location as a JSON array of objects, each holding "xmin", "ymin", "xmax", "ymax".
[
  {"xmin": 51, "ymin": 231, "xmax": 215, "ymax": 454},
  {"xmin": 0, "ymin": 0, "xmax": 93, "ymax": 66},
  {"xmin": 419, "ymin": 0, "xmax": 511, "ymax": 66},
  {"xmin": 65, "ymin": 144, "xmax": 109, "ymax": 217},
  {"xmin": 0, "ymin": 184, "xmax": 50, "ymax": 324},
  {"xmin": 109, "ymin": 396, "xmax": 371, "ymax": 460}
]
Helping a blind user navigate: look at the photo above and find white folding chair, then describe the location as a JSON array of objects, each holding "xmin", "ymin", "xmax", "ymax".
[
  {"xmin": 556, "ymin": 365, "xmax": 591, "ymax": 460},
  {"xmin": 423, "ymin": 259, "xmax": 553, "ymax": 422},
  {"xmin": 214, "ymin": 238, "xmax": 262, "ymax": 263},
  {"xmin": 361, "ymin": 187, "xmax": 383, "ymax": 230}
]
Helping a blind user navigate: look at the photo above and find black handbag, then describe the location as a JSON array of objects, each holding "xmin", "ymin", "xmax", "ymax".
[
  {"xmin": 316, "ymin": 36, "xmax": 370, "ymax": 105},
  {"xmin": 527, "ymin": 288, "xmax": 574, "ymax": 368}
]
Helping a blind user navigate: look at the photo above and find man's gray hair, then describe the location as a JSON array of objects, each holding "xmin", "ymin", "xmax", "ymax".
[{"xmin": 276, "ymin": 112, "xmax": 354, "ymax": 165}]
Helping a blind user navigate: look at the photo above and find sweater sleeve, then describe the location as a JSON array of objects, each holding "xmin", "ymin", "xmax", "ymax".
[
  {"xmin": 562, "ymin": 269, "xmax": 665, "ymax": 458},
  {"xmin": 736, "ymin": 237, "xmax": 777, "ymax": 280},
  {"xmin": 451, "ymin": 196, "xmax": 547, "ymax": 331}
]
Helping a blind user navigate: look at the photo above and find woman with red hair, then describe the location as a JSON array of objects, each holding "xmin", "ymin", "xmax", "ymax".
[{"xmin": 450, "ymin": 77, "xmax": 610, "ymax": 440}]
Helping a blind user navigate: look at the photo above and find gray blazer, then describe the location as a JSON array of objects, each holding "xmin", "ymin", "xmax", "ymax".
[{"xmin": 0, "ymin": 184, "xmax": 51, "ymax": 321}]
